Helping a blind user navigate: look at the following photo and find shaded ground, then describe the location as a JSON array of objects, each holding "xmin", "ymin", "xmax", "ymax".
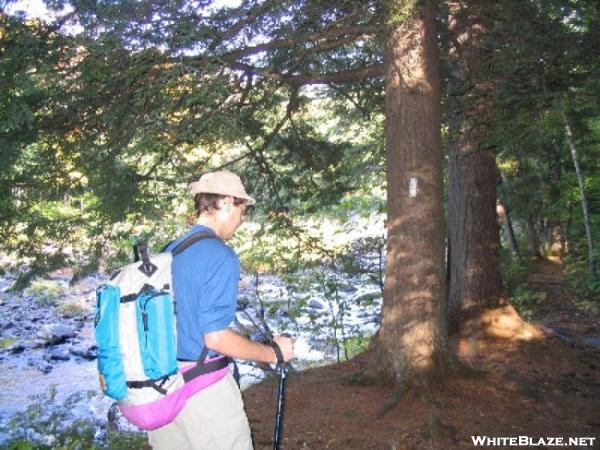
[{"xmin": 244, "ymin": 259, "xmax": 600, "ymax": 449}]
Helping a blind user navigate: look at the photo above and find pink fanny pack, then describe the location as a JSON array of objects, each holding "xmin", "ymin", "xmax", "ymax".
[{"xmin": 119, "ymin": 357, "xmax": 229, "ymax": 430}]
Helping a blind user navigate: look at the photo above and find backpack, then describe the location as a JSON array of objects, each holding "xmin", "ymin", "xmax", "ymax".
[{"xmin": 94, "ymin": 231, "xmax": 230, "ymax": 430}]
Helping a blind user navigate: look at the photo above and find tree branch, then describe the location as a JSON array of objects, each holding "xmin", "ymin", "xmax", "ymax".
[
  {"xmin": 229, "ymin": 62, "xmax": 384, "ymax": 85},
  {"xmin": 220, "ymin": 24, "xmax": 379, "ymax": 61}
]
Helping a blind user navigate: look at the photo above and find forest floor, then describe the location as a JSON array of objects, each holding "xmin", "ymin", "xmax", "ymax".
[{"xmin": 244, "ymin": 258, "xmax": 600, "ymax": 449}]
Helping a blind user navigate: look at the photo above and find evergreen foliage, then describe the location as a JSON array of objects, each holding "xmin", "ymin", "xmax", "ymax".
[{"xmin": 1, "ymin": 0, "xmax": 599, "ymax": 347}]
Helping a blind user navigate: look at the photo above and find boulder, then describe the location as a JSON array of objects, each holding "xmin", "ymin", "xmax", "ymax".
[
  {"xmin": 37, "ymin": 362, "xmax": 53, "ymax": 374},
  {"xmin": 28, "ymin": 357, "xmax": 53, "ymax": 373},
  {"xmin": 356, "ymin": 310, "xmax": 371, "ymax": 319},
  {"xmin": 47, "ymin": 348, "xmax": 71, "ymax": 361},
  {"xmin": 7, "ymin": 343, "xmax": 25, "ymax": 354},
  {"xmin": 354, "ymin": 291, "xmax": 382, "ymax": 305},
  {"xmin": 337, "ymin": 283, "xmax": 358, "ymax": 293},
  {"xmin": 69, "ymin": 344, "xmax": 97, "ymax": 360},
  {"xmin": 37, "ymin": 323, "xmax": 77, "ymax": 345},
  {"xmin": 308, "ymin": 299, "xmax": 325, "ymax": 310}
]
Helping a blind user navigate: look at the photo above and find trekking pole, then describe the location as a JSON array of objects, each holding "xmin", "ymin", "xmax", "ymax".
[
  {"xmin": 263, "ymin": 323, "xmax": 290, "ymax": 450},
  {"xmin": 244, "ymin": 300, "xmax": 291, "ymax": 450},
  {"xmin": 273, "ymin": 361, "xmax": 287, "ymax": 450}
]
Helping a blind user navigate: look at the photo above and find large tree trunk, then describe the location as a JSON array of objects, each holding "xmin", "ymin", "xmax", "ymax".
[
  {"xmin": 377, "ymin": 0, "xmax": 447, "ymax": 385},
  {"xmin": 446, "ymin": 2, "xmax": 503, "ymax": 334}
]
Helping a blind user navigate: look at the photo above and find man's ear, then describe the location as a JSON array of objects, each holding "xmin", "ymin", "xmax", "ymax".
[{"xmin": 220, "ymin": 196, "xmax": 234, "ymax": 210}]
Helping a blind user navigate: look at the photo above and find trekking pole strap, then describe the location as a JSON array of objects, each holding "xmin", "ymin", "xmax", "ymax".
[{"xmin": 269, "ymin": 341, "xmax": 285, "ymax": 366}]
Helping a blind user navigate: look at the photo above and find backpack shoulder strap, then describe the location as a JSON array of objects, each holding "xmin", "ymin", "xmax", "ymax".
[{"xmin": 170, "ymin": 231, "xmax": 215, "ymax": 257}]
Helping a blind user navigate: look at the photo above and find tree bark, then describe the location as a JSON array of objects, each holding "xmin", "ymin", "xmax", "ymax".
[
  {"xmin": 526, "ymin": 214, "xmax": 543, "ymax": 258},
  {"xmin": 497, "ymin": 199, "xmax": 521, "ymax": 258},
  {"xmin": 563, "ymin": 110, "xmax": 597, "ymax": 276},
  {"xmin": 498, "ymin": 168, "xmax": 521, "ymax": 258},
  {"xmin": 377, "ymin": 0, "xmax": 447, "ymax": 384},
  {"xmin": 446, "ymin": 1, "xmax": 503, "ymax": 334},
  {"xmin": 548, "ymin": 139, "xmax": 566, "ymax": 257},
  {"xmin": 561, "ymin": 201, "xmax": 573, "ymax": 256}
]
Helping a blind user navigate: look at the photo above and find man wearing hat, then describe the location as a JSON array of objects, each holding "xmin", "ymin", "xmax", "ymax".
[{"xmin": 148, "ymin": 170, "xmax": 295, "ymax": 449}]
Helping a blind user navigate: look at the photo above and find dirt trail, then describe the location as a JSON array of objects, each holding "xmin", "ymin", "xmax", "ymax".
[
  {"xmin": 526, "ymin": 257, "xmax": 600, "ymax": 350},
  {"xmin": 244, "ymin": 259, "xmax": 600, "ymax": 449}
]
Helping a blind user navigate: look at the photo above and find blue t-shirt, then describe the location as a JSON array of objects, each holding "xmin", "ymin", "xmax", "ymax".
[{"xmin": 166, "ymin": 225, "xmax": 240, "ymax": 361}]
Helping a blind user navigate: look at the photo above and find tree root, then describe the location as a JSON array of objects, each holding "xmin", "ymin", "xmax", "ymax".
[
  {"xmin": 445, "ymin": 353, "xmax": 488, "ymax": 379},
  {"xmin": 376, "ymin": 382, "xmax": 410, "ymax": 419}
]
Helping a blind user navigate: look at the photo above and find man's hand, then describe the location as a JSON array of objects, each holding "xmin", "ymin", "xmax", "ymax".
[{"xmin": 272, "ymin": 335, "xmax": 294, "ymax": 364}]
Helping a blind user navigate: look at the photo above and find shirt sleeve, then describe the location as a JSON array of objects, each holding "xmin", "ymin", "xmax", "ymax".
[{"xmin": 197, "ymin": 252, "xmax": 240, "ymax": 334}]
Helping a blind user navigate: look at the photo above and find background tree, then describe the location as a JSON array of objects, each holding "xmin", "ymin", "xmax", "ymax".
[
  {"xmin": 445, "ymin": 1, "xmax": 503, "ymax": 334},
  {"xmin": 491, "ymin": 0, "xmax": 600, "ymax": 294}
]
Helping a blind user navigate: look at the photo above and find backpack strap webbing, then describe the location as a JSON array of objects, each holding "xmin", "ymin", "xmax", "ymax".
[
  {"xmin": 170, "ymin": 231, "xmax": 215, "ymax": 257},
  {"xmin": 127, "ymin": 375, "xmax": 170, "ymax": 395},
  {"xmin": 182, "ymin": 356, "xmax": 230, "ymax": 383},
  {"xmin": 179, "ymin": 346, "xmax": 231, "ymax": 383},
  {"xmin": 127, "ymin": 355, "xmax": 230, "ymax": 393}
]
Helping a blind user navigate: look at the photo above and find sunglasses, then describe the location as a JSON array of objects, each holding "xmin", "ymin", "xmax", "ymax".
[{"xmin": 238, "ymin": 202, "xmax": 254, "ymax": 219}]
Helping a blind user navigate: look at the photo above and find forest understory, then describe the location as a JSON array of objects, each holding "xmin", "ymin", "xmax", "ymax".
[{"xmin": 245, "ymin": 258, "xmax": 600, "ymax": 450}]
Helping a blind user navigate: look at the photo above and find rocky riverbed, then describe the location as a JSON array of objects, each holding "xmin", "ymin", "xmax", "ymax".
[
  {"xmin": 0, "ymin": 266, "xmax": 382, "ymax": 445},
  {"xmin": 0, "ymin": 271, "xmax": 104, "ymax": 422}
]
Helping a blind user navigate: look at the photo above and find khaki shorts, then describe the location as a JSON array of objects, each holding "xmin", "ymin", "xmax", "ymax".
[{"xmin": 148, "ymin": 372, "xmax": 253, "ymax": 450}]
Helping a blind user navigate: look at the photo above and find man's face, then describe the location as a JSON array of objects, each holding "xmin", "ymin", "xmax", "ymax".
[{"xmin": 218, "ymin": 197, "xmax": 248, "ymax": 240}]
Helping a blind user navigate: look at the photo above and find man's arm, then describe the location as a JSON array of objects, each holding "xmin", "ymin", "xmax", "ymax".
[{"xmin": 204, "ymin": 329, "xmax": 294, "ymax": 364}]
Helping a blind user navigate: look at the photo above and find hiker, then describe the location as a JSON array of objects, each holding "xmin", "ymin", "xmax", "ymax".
[{"xmin": 147, "ymin": 170, "xmax": 295, "ymax": 450}]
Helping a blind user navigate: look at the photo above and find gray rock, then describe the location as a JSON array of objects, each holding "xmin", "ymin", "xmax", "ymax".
[
  {"xmin": 275, "ymin": 308, "xmax": 289, "ymax": 318},
  {"xmin": 37, "ymin": 362, "xmax": 53, "ymax": 374},
  {"xmin": 32, "ymin": 339, "xmax": 47, "ymax": 348},
  {"xmin": 338, "ymin": 283, "xmax": 358, "ymax": 293},
  {"xmin": 47, "ymin": 348, "xmax": 71, "ymax": 361},
  {"xmin": 37, "ymin": 323, "xmax": 77, "ymax": 345},
  {"xmin": 354, "ymin": 291, "xmax": 382, "ymax": 305},
  {"xmin": 369, "ymin": 316, "xmax": 381, "ymax": 325},
  {"xmin": 236, "ymin": 297, "xmax": 249, "ymax": 311},
  {"xmin": 69, "ymin": 344, "xmax": 97, "ymax": 360},
  {"xmin": 7, "ymin": 343, "xmax": 25, "ymax": 354},
  {"xmin": 308, "ymin": 299, "xmax": 325, "ymax": 310}
]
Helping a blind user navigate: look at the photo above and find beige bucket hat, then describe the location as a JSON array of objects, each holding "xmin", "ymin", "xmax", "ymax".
[{"xmin": 189, "ymin": 170, "xmax": 256, "ymax": 205}]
